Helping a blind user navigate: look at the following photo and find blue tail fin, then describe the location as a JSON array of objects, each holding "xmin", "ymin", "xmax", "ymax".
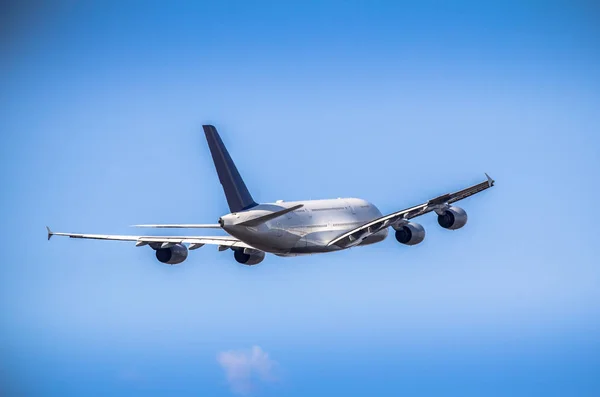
[{"xmin": 203, "ymin": 125, "xmax": 257, "ymax": 213}]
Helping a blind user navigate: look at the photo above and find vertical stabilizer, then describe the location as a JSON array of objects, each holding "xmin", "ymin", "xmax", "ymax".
[{"xmin": 203, "ymin": 125, "xmax": 257, "ymax": 213}]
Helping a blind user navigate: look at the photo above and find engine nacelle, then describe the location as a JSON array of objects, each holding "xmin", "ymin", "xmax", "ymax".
[
  {"xmin": 394, "ymin": 222, "xmax": 425, "ymax": 245},
  {"xmin": 437, "ymin": 206, "xmax": 468, "ymax": 230},
  {"xmin": 155, "ymin": 243, "xmax": 188, "ymax": 265},
  {"xmin": 234, "ymin": 249, "xmax": 265, "ymax": 265}
]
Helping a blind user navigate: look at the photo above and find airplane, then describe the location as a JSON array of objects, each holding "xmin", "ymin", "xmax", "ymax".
[{"xmin": 47, "ymin": 125, "xmax": 495, "ymax": 265}]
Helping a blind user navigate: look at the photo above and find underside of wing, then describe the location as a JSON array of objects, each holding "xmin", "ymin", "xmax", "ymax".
[
  {"xmin": 46, "ymin": 227, "xmax": 254, "ymax": 249},
  {"xmin": 46, "ymin": 225, "xmax": 268, "ymax": 265},
  {"xmin": 327, "ymin": 174, "xmax": 495, "ymax": 248}
]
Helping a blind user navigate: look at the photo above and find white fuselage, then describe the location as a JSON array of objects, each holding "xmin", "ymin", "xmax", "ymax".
[{"xmin": 220, "ymin": 198, "xmax": 388, "ymax": 256}]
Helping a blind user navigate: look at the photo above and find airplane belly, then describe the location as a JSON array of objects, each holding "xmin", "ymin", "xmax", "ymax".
[{"xmin": 224, "ymin": 199, "xmax": 389, "ymax": 255}]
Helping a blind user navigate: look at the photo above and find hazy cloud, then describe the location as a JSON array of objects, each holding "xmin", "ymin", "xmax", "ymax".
[{"xmin": 217, "ymin": 345, "xmax": 278, "ymax": 394}]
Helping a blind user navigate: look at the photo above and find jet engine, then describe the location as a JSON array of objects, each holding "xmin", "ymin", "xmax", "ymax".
[
  {"xmin": 155, "ymin": 243, "xmax": 188, "ymax": 265},
  {"xmin": 234, "ymin": 249, "xmax": 265, "ymax": 265},
  {"xmin": 394, "ymin": 222, "xmax": 425, "ymax": 245},
  {"xmin": 437, "ymin": 206, "xmax": 468, "ymax": 230}
]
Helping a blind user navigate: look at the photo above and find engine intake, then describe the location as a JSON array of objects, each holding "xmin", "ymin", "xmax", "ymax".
[
  {"xmin": 234, "ymin": 249, "xmax": 265, "ymax": 265},
  {"xmin": 394, "ymin": 222, "xmax": 425, "ymax": 245},
  {"xmin": 437, "ymin": 206, "xmax": 468, "ymax": 230},
  {"xmin": 155, "ymin": 243, "xmax": 188, "ymax": 264}
]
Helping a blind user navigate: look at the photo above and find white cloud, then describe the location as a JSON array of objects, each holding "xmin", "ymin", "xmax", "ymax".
[{"xmin": 217, "ymin": 345, "xmax": 278, "ymax": 394}]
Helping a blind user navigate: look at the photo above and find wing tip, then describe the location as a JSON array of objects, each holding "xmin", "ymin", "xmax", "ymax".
[
  {"xmin": 485, "ymin": 173, "xmax": 495, "ymax": 187},
  {"xmin": 46, "ymin": 226, "xmax": 53, "ymax": 241}
]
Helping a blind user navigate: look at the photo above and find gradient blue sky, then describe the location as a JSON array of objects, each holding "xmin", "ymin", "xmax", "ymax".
[{"xmin": 1, "ymin": 1, "xmax": 599, "ymax": 396}]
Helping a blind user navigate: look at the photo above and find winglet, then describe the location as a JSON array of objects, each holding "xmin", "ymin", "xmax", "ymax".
[
  {"xmin": 485, "ymin": 173, "xmax": 495, "ymax": 187},
  {"xmin": 46, "ymin": 226, "xmax": 53, "ymax": 241}
]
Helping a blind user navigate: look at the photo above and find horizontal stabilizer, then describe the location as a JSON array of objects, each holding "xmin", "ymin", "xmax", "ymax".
[
  {"xmin": 131, "ymin": 224, "xmax": 222, "ymax": 229},
  {"xmin": 237, "ymin": 204, "xmax": 303, "ymax": 227}
]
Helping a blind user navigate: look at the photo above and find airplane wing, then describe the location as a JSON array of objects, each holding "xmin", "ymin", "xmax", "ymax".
[
  {"xmin": 131, "ymin": 224, "xmax": 222, "ymax": 229},
  {"xmin": 327, "ymin": 174, "xmax": 495, "ymax": 248},
  {"xmin": 46, "ymin": 227, "xmax": 254, "ymax": 250}
]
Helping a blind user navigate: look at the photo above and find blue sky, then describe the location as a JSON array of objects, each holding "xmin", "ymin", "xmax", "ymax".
[{"xmin": 1, "ymin": 1, "xmax": 599, "ymax": 396}]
